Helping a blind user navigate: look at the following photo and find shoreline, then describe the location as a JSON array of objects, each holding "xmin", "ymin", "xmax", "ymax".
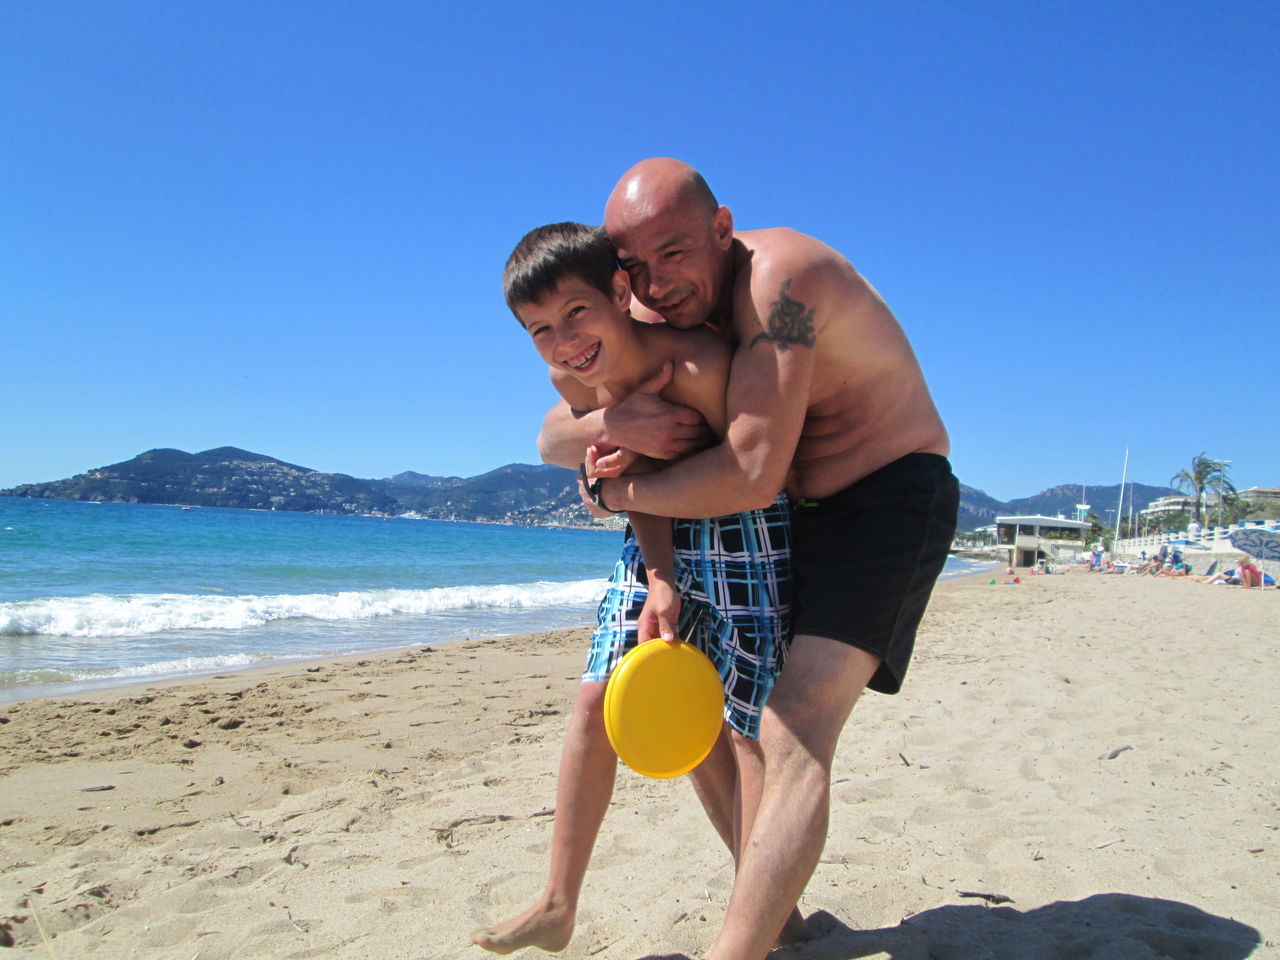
[
  {"xmin": 1, "ymin": 569, "xmax": 1273, "ymax": 957},
  {"xmin": 0, "ymin": 558, "xmax": 1002, "ymax": 707}
]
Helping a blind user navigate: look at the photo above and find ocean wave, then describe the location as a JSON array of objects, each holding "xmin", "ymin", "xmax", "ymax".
[
  {"xmin": 938, "ymin": 556, "xmax": 1001, "ymax": 580},
  {"xmin": 0, "ymin": 580, "xmax": 609, "ymax": 639},
  {"xmin": 1, "ymin": 653, "xmax": 277, "ymax": 687}
]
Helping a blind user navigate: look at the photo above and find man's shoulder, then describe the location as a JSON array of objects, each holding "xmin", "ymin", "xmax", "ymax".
[
  {"xmin": 736, "ymin": 227, "xmax": 842, "ymax": 269},
  {"xmin": 731, "ymin": 227, "xmax": 862, "ymax": 324},
  {"xmin": 734, "ymin": 228, "xmax": 849, "ymax": 292}
]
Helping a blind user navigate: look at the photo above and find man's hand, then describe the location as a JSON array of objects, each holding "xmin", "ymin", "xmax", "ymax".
[
  {"xmin": 601, "ymin": 361, "xmax": 710, "ymax": 460},
  {"xmin": 637, "ymin": 577, "xmax": 681, "ymax": 644}
]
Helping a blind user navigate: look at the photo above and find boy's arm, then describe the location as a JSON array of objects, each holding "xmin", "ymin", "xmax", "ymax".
[
  {"xmin": 537, "ymin": 362, "xmax": 712, "ymax": 469},
  {"xmin": 595, "ymin": 451, "xmax": 681, "ymax": 644},
  {"xmin": 628, "ymin": 510, "xmax": 681, "ymax": 643}
]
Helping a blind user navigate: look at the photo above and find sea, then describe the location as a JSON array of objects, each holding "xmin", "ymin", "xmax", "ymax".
[{"xmin": 0, "ymin": 497, "xmax": 993, "ymax": 703}]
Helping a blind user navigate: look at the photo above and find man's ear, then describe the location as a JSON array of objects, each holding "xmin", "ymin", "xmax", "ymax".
[
  {"xmin": 611, "ymin": 268, "xmax": 632, "ymax": 309},
  {"xmin": 713, "ymin": 205, "xmax": 734, "ymax": 249}
]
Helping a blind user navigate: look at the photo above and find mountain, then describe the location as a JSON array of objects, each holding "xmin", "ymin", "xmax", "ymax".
[
  {"xmin": 1002, "ymin": 483, "xmax": 1176, "ymax": 522},
  {"xmin": 383, "ymin": 471, "xmax": 465, "ymax": 489},
  {"xmin": 3, "ymin": 447, "xmax": 1181, "ymax": 531},
  {"xmin": 958, "ymin": 484, "xmax": 1007, "ymax": 526},
  {"xmin": 954, "ymin": 482, "xmax": 1178, "ymax": 532},
  {"xmin": 386, "ymin": 463, "xmax": 591, "ymax": 525},
  {"xmin": 0, "ymin": 447, "xmax": 406, "ymax": 516},
  {"xmin": 1, "ymin": 449, "xmax": 597, "ymax": 526}
]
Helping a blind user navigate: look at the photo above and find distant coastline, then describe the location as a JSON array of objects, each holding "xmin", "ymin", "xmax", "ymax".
[
  {"xmin": 0, "ymin": 446, "xmax": 615, "ymax": 530},
  {"xmin": 1, "ymin": 445, "xmax": 1188, "ymax": 533}
]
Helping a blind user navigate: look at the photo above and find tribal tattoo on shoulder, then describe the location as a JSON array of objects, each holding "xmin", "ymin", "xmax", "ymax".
[{"xmin": 750, "ymin": 279, "xmax": 816, "ymax": 351}]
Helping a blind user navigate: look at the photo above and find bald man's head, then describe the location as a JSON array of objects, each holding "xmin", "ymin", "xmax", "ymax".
[
  {"xmin": 603, "ymin": 159, "xmax": 734, "ymax": 329},
  {"xmin": 605, "ymin": 158, "xmax": 718, "ymax": 233}
]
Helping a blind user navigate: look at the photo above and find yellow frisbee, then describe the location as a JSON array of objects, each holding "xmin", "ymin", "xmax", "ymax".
[{"xmin": 604, "ymin": 640, "xmax": 725, "ymax": 779}]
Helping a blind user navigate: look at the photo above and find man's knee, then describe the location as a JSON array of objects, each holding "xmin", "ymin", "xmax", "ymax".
[{"xmin": 761, "ymin": 635, "xmax": 879, "ymax": 764}]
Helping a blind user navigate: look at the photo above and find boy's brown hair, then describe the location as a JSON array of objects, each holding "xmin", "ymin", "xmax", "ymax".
[{"xmin": 502, "ymin": 222, "xmax": 618, "ymax": 318}]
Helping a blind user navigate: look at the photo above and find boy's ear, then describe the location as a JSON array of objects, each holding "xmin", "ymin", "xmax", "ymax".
[
  {"xmin": 611, "ymin": 268, "xmax": 632, "ymax": 309},
  {"xmin": 713, "ymin": 205, "xmax": 734, "ymax": 250}
]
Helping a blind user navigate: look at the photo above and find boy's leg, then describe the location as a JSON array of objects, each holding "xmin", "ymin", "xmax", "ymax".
[
  {"xmin": 470, "ymin": 681, "xmax": 616, "ymax": 954},
  {"xmin": 728, "ymin": 731, "xmax": 764, "ymax": 863},
  {"xmin": 685, "ymin": 725, "xmax": 740, "ymax": 854}
]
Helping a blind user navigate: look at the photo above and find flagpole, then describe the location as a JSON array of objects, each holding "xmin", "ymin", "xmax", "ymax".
[{"xmin": 1115, "ymin": 446, "xmax": 1130, "ymax": 556}]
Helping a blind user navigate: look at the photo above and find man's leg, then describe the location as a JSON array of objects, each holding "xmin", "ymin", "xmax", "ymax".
[
  {"xmin": 704, "ymin": 635, "xmax": 880, "ymax": 960},
  {"xmin": 470, "ymin": 681, "xmax": 616, "ymax": 954},
  {"xmin": 727, "ymin": 730, "xmax": 808, "ymax": 946}
]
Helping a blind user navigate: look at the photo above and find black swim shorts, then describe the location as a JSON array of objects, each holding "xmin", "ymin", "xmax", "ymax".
[{"xmin": 790, "ymin": 452, "xmax": 959, "ymax": 694}]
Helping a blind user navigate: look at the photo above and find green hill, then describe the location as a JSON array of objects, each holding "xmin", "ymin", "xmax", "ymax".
[
  {"xmin": 3, "ymin": 447, "xmax": 1180, "ymax": 533},
  {"xmin": 1, "ymin": 448, "xmax": 601, "ymax": 526}
]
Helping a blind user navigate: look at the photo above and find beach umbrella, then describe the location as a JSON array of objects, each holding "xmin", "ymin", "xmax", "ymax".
[{"xmin": 1228, "ymin": 528, "xmax": 1280, "ymax": 589}]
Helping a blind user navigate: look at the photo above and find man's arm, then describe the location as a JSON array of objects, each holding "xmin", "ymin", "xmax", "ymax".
[
  {"xmin": 536, "ymin": 362, "xmax": 711, "ymax": 469},
  {"xmin": 595, "ymin": 274, "xmax": 818, "ymax": 518}
]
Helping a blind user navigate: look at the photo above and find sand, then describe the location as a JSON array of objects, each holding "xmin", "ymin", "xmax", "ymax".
[{"xmin": 1, "ymin": 571, "xmax": 1276, "ymax": 959}]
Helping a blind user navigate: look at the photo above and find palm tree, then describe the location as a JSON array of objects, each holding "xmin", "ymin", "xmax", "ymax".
[{"xmin": 1170, "ymin": 453, "xmax": 1236, "ymax": 526}]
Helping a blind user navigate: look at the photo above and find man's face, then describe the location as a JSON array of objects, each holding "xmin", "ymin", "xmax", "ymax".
[
  {"xmin": 515, "ymin": 272, "xmax": 631, "ymax": 387},
  {"xmin": 606, "ymin": 202, "xmax": 732, "ymax": 330}
]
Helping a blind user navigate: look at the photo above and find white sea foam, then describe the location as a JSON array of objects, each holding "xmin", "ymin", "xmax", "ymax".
[
  {"xmin": 938, "ymin": 556, "xmax": 1001, "ymax": 580},
  {"xmin": 0, "ymin": 580, "xmax": 609, "ymax": 639},
  {"xmin": 4, "ymin": 653, "xmax": 275, "ymax": 686}
]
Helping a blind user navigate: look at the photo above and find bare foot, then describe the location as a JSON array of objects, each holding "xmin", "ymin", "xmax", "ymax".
[
  {"xmin": 776, "ymin": 907, "xmax": 809, "ymax": 946},
  {"xmin": 470, "ymin": 898, "xmax": 574, "ymax": 955}
]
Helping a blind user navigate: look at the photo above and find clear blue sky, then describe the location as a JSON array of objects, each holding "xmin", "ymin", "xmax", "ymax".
[{"xmin": 4, "ymin": 2, "xmax": 1276, "ymax": 501}]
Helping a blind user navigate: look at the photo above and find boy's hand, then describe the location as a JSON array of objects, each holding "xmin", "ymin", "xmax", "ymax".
[
  {"xmin": 602, "ymin": 361, "xmax": 710, "ymax": 460},
  {"xmin": 590, "ymin": 445, "xmax": 639, "ymax": 477},
  {"xmin": 586, "ymin": 442, "xmax": 640, "ymax": 483},
  {"xmin": 579, "ymin": 447, "xmax": 620, "ymax": 518},
  {"xmin": 637, "ymin": 577, "xmax": 681, "ymax": 644}
]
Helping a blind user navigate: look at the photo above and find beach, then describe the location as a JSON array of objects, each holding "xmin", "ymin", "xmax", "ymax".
[{"xmin": 1, "ymin": 570, "xmax": 1275, "ymax": 959}]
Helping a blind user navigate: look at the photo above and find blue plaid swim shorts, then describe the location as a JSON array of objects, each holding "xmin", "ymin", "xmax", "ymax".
[{"xmin": 583, "ymin": 493, "xmax": 792, "ymax": 739}]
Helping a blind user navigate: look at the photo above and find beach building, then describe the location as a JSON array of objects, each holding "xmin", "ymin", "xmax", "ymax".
[
  {"xmin": 994, "ymin": 515, "xmax": 1091, "ymax": 568},
  {"xmin": 1142, "ymin": 495, "xmax": 1195, "ymax": 518},
  {"xmin": 1140, "ymin": 491, "xmax": 1233, "ymax": 520},
  {"xmin": 1238, "ymin": 486, "xmax": 1280, "ymax": 506}
]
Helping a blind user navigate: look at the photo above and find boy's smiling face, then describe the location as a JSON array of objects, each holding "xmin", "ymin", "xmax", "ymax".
[{"xmin": 516, "ymin": 270, "xmax": 633, "ymax": 386}]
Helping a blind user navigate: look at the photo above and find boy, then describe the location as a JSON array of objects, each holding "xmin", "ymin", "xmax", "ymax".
[{"xmin": 470, "ymin": 223, "xmax": 793, "ymax": 953}]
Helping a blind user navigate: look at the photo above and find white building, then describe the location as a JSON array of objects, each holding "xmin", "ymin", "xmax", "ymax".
[{"xmin": 994, "ymin": 515, "xmax": 1092, "ymax": 568}]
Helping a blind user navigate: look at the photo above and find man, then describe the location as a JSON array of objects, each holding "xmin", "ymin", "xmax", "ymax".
[{"xmin": 540, "ymin": 158, "xmax": 958, "ymax": 960}]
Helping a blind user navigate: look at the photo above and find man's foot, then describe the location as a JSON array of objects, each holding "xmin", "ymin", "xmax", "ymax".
[
  {"xmin": 470, "ymin": 899, "xmax": 574, "ymax": 955},
  {"xmin": 777, "ymin": 907, "xmax": 809, "ymax": 946}
]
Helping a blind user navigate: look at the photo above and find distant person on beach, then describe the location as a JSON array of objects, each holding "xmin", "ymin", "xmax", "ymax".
[
  {"xmin": 1235, "ymin": 556, "xmax": 1262, "ymax": 588},
  {"xmin": 1193, "ymin": 560, "xmax": 1245, "ymax": 585},
  {"xmin": 538, "ymin": 158, "xmax": 958, "ymax": 959},
  {"xmin": 471, "ymin": 222, "xmax": 794, "ymax": 954}
]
